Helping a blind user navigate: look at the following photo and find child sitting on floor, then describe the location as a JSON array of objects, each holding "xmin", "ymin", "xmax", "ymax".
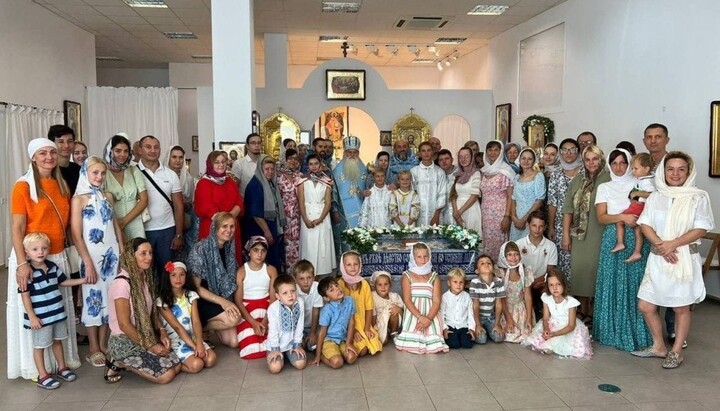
[
  {"xmin": 292, "ymin": 260, "xmax": 323, "ymax": 352},
  {"xmin": 266, "ymin": 275, "xmax": 307, "ymax": 373},
  {"xmin": 338, "ymin": 251, "xmax": 383, "ymax": 356},
  {"xmin": 440, "ymin": 268, "xmax": 476, "ymax": 349},
  {"xmin": 522, "ymin": 269, "xmax": 592, "ymax": 359},
  {"xmin": 310, "ymin": 277, "xmax": 358, "ymax": 368},
  {"xmin": 370, "ymin": 271, "xmax": 403, "ymax": 345},
  {"xmin": 20, "ymin": 232, "xmax": 85, "ymax": 390},
  {"xmin": 469, "ymin": 254, "xmax": 506, "ymax": 344}
]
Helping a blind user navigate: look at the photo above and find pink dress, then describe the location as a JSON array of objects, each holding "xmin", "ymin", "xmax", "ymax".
[
  {"xmin": 278, "ymin": 170, "xmax": 302, "ymax": 267},
  {"xmin": 480, "ymin": 173, "xmax": 511, "ymax": 262}
]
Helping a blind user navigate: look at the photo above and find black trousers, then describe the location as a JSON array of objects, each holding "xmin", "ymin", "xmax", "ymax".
[{"xmin": 445, "ymin": 326, "xmax": 474, "ymax": 349}]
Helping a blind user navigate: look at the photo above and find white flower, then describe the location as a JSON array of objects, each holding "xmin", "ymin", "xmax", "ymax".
[
  {"xmin": 463, "ymin": 245, "xmax": 469, "ymax": 249},
  {"xmin": 373, "ymin": 244, "xmax": 378, "ymax": 251}
]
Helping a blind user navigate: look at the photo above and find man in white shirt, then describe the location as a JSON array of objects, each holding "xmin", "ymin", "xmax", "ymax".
[
  {"xmin": 411, "ymin": 141, "xmax": 447, "ymax": 226},
  {"xmin": 231, "ymin": 133, "xmax": 262, "ymax": 196},
  {"xmin": 437, "ymin": 149, "xmax": 457, "ymax": 225},
  {"xmin": 514, "ymin": 211, "xmax": 557, "ymax": 316},
  {"xmin": 137, "ymin": 135, "xmax": 184, "ymax": 276}
]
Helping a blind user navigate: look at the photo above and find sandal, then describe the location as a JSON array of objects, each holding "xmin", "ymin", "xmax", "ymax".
[
  {"xmin": 37, "ymin": 375, "xmax": 61, "ymax": 390},
  {"xmin": 104, "ymin": 360, "xmax": 124, "ymax": 384},
  {"xmin": 55, "ymin": 367, "xmax": 77, "ymax": 382},
  {"xmin": 662, "ymin": 351, "xmax": 683, "ymax": 369},
  {"xmin": 85, "ymin": 351, "xmax": 106, "ymax": 368}
]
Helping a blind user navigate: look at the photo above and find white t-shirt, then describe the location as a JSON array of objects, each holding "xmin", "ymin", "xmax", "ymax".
[
  {"xmin": 296, "ymin": 281, "xmax": 324, "ymax": 328},
  {"xmin": 595, "ymin": 181, "xmax": 634, "ymax": 215},
  {"xmin": 515, "ymin": 235, "xmax": 558, "ymax": 278},
  {"xmin": 231, "ymin": 155, "xmax": 258, "ymax": 196},
  {"xmin": 138, "ymin": 160, "xmax": 181, "ymax": 231}
]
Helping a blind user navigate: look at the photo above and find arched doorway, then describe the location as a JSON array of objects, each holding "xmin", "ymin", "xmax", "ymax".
[
  {"xmin": 312, "ymin": 106, "xmax": 380, "ymax": 164},
  {"xmin": 434, "ymin": 114, "xmax": 471, "ymax": 158}
]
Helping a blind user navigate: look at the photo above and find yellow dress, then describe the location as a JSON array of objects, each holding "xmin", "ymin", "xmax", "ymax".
[{"xmin": 339, "ymin": 279, "xmax": 383, "ymax": 355}]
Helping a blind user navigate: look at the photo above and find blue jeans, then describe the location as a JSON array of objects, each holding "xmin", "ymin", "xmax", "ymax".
[
  {"xmin": 476, "ymin": 315, "xmax": 504, "ymax": 344},
  {"xmin": 145, "ymin": 226, "xmax": 176, "ymax": 281}
]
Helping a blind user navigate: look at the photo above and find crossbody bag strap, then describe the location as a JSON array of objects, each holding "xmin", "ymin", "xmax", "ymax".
[
  {"xmin": 45, "ymin": 193, "xmax": 69, "ymax": 247},
  {"xmin": 140, "ymin": 168, "xmax": 174, "ymax": 211}
]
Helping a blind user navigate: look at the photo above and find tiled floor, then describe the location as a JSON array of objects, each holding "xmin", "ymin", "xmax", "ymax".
[{"xmin": 2, "ymin": 267, "xmax": 720, "ymax": 410}]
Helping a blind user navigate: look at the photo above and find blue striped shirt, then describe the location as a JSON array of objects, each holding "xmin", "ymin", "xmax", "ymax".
[{"xmin": 19, "ymin": 261, "xmax": 68, "ymax": 329}]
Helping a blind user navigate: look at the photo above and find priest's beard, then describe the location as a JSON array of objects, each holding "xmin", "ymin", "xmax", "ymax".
[
  {"xmin": 394, "ymin": 150, "xmax": 408, "ymax": 161},
  {"xmin": 343, "ymin": 157, "xmax": 362, "ymax": 182}
]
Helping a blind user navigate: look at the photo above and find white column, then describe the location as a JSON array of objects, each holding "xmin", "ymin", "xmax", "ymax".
[{"xmin": 211, "ymin": 0, "xmax": 255, "ymax": 144}]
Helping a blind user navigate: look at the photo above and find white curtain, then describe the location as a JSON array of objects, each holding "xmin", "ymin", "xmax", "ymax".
[
  {"xmin": 86, "ymin": 86, "xmax": 179, "ymax": 157},
  {"xmin": 2, "ymin": 104, "xmax": 63, "ymax": 265},
  {"xmin": 434, "ymin": 114, "xmax": 471, "ymax": 157}
]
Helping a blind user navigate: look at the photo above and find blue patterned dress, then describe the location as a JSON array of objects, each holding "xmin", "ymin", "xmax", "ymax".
[
  {"xmin": 510, "ymin": 172, "xmax": 546, "ymax": 241},
  {"xmin": 157, "ymin": 291, "xmax": 210, "ymax": 362},
  {"xmin": 78, "ymin": 174, "xmax": 120, "ymax": 327}
]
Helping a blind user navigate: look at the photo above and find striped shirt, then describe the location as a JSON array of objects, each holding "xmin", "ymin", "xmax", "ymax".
[
  {"xmin": 19, "ymin": 261, "xmax": 68, "ymax": 329},
  {"xmin": 468, "ymin": 276, "xmax": 506, "ymax": 318}
]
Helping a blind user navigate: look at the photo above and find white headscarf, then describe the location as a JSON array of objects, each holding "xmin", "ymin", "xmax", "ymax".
[
  {"xmin": 17, "ymin": 138, "xmax": 57, "ymax": 203},
  {"xmin": 601, "ymin": 148, "xmax": 636, "ymax": 201},
  {"xmin": 408, "ymin": 243, "xmax": 433, "ymax": 275},
  {"xmin": 654, "ymin": 155, "xmax": 714, "ymax": 282},
  {"xmin": 481, "ymin": 141, "xmax": 516, "ymax": 180},
  {"xmin": 497, "ymin": 241, "xmax": 528, "ymax": 287}
]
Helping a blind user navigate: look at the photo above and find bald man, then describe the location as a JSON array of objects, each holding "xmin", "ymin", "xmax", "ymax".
[{"xmin": 387, "ymin": 138, "xmax": 419, "ymax": 185}]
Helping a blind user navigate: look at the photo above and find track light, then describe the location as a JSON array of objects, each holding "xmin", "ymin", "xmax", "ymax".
[
  {"xmin": 408, "ymin": 45, "xmax": 420, "ymax": 57},
  {"xmin": 386, "ymin": 45, "xmax": 399, "ymax": 56},
  {"xmin": 437, "ymin": 61, "xmax": 444, "ymax": 71},
  {"xmin": 445, "ymin": 60, "xmax": 451, "ymax": 67}
]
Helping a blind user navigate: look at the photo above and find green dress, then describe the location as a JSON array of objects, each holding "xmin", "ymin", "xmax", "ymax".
[
  {"xmin": 103, "ymin": 165, "xmax": 147, "ymax": 241},
  {"xmin": 560, "ymin": 170, "xmax": 609, "ymax": 297}
]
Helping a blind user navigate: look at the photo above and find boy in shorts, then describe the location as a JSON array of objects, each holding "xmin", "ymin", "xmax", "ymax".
[
  {"xmin": 310, "ymin": 277, "xmax": 357, "ymax": 368},
  {"xmin": 19, "ymin": 233, "xmax": 85, "ymax": 389}
]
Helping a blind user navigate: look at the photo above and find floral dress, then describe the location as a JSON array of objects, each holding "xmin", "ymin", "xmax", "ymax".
[
  {"xmin": 480, "ymin": 173, "xmax": 511, "ymax": 262},
  {"xmin": 157, "ymin": 291, "xmax": 211, "ymax": 362},
  {"xmin": 278, "ymin": 170, "xmax": 302, "ymax": 267},
  {"xmin": 80, "ymin": 190, "xmax": 120, "ymax": 326},
  {"xmin": 546, "ymin": 170, "xmax": 573, "ymax": 280},
  {"xmin": 499, "ymin": 266, "xmax": 535, "ymax": 343}
]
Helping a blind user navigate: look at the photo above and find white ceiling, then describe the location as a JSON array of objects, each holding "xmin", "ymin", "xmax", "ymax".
[{"xmin": 32, "ymin": 0, "xmax": 566, "ymax": 69}]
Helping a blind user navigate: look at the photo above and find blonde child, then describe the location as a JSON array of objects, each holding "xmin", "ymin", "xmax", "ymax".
[
  {"xmin": 440, "ymin": 268, "xmax": 476, "ymax": 349},
  {"xmin": 613, "ymin": 153, "xmax": 655, "ymax": 263},
  {"xmin": 292, "ymin": 260, "xmax": 323, "ymax": 351},
  {"xmin": 20, "ymin": 233, "xmax": 86, "ymax": 389},
  {"xmin": 311, "ymin": 277, "xmax": 358, "ymax": 368},
  {"xmin": 389, "ymin": 170, "xmax": 420, "ymax": 227},
  {"xmin": 157, "ymin": 261, "xmax": 216, "ymax": 373},
  {"xmin": 394, "ymin": 243, "xmax": 449, "ymax": 354},
  {"xmin": 359, "ymin": 169, "xmax": 392, "ymax": 228},
  {"xmin": 338, "ymin": 251, "xmax": 383, "ymax": 356},
  {"xmin": 469, "ymin": 254, "xmax": 506, "ymax": 344},
  {"xmin": 497, "ymin": 241, "xmax": 534, "ymax": 343},
  {"xmin": 266, "ymin": 275, "xmax": 307, "ymax": 374},
  {"xmin": 523, "ymin": 269, "xmax": 592, "ymax": 359},
  {"xmin": 370, "ymin": 271, "xmax": 404, "ymax": 345}
]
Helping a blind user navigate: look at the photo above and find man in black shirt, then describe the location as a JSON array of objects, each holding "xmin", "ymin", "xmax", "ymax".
[{"xmin": 47, "ymin": 125, "xmax": 81, "ymax": 194}]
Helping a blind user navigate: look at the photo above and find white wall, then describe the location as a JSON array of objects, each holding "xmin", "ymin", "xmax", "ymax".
[
  {"xmin": 97, "ymin": 68, "xmax": 169, "ymax": 88},
  {"xmin": 439, "ymin": 46, "xmax": 490, "ymax": 90},
  {"xmin": 0, "ymin": 0, "xmax": 96, "ymax": 111},
  {"xmin": 489, "ymin": 0, "xmax": 720, "ymax": 222}
]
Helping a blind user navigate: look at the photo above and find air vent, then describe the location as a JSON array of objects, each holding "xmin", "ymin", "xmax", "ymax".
[
  {"xmin": 395, "ymin": 16, "xmax": 452, "ymax": 30},
  {"xmin": 319, "ymin": 35, "xmax": 348, "ymax": 43},
  {"xmin": 96, "ymin": 56, "xmax": 123, "ymax": 61},
  {"xmin": 191, "ymin": 55, "xmax": 212, "ymax": 60},
  {"xmin": 164, "ymin": 32, "xmax": 197, "ymax": 39},
  {"xmin": 435, "ymin": 37, "xmax": 466, "ymax": 44},
  {"xmin": 322, "ymin": 2, "xmax": 361, "ymax": 13},
  {"xmin": 467, "ymin": 5, "xmax": 509, "ymax": 15},
  {"xmin": 411, "ymin": 58, "xmax": 435, "ymax": 64}
]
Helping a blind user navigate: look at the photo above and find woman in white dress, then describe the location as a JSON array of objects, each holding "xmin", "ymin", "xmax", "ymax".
[
  {"xmin": 631, "ymin": 152, "xmax": 714, "ymax": 369},
  {"xmin": 450, "ymin": 147, "xmax": 482, "ymax": 233},
  {"xmin": 298, "ymin": 154, "xmax": 336, "ymax": 276}
]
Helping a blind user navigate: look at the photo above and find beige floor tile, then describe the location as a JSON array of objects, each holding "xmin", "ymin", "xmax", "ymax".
[
  {"xmin": 176, "ymin": 369, "xmax": 244, "ymax": 397},
  {"xmin": 580, "ymin": 354, "xmax": 651, "ymax": 378},
  {"xmin": 650, "ymin": 371, "xmax": 720, "ymax": 395},
  {"xmin": 110, "ymin": 372, "xmax": 185, "ymax": 400},
  {"xmin": 570, "ymin": 405, "xmax": 639, "ymax": 411},
  {"xmin": 302, "ymin": 362, "xmax": 362, "ymax": 390},
  {"xmin": 364, "ymin": 385, "xmax": 435, "ymax": 411},
  {"xmin": 235, "ymin": 391, "xmax": 301, "ymax": 410},
  {"xmin": 358, "ymin": 360, "xmax": 423, "ymax": 387},
  {"xmin": 485, "ymin": 379, "xmax": 566, "ymax": 410},
  {"xmin": 524, "ymin": 357, "xmax": 594, "ymax": 379},
  {"xmin": 34, "ymin": 401, "xmax": 105, "ymax": 411},
  {"xmin": 303, "ymin": 388, "xmax": 368, "ymax": 411},
  {"xmin": 468, "ymin": 356, "xmax": 537, "ymax": 382},
  {"xmin": 101, "ymin": 397, "xmax": 174, "ymax": 410},
  {"xmin": 0, "ymin": 405, "xmax": 37, "ymax": 411},
  {"xmin": 239, "ymin": 364, "xmax": 302, "ymax": 394},
  {"xmin": 694, "ymin": 390, "xmax": 720, "ymax": 410},
  {"xmin": 633, "ymin": 401, "xmax": 707, "ymax": 410},
  {"xmin": 601, "ymin": 375, "xmax": 693, "ymax": 403},
  {"xmin": 169, "ymin": 394, "xmax": 238, "ymax": 410},
  {"xmin": 424, "ymin": 383, "xmax": 501, "ymax": 410},
  {"xmin": 415, "ymin": 361, "xmax": 480, "ymax": 385},
  {"xmin": 459, "ymin": 343, "xmax": 516, "ymax": 360},
  {"xmin": 0, "ymin": 380, "xmax": 52, "ymax": 404},
  {"xmin": 544, "ymin": 377, "xmax": 630, "ymax": 407}
]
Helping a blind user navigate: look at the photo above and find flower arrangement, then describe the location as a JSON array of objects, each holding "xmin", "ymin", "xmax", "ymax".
[
  {"xmin": 521, "ymin": 115, "xmax": 555, "ymax": 144},
  {"xmin": 342, "ymin": 225, "xmax": 481, "ymax": 254}
]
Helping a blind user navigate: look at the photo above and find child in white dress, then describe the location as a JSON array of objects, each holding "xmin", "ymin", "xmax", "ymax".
[
  {"xmin": 359, "ymin": 169, "xmax": 392, "ymax": 228},
  {"xmin": 523, "ymin": 270, "xmax": 592, "ymax": 359},
  {"xmin": 389, "ymin": 170, "xmax": 420, "ymax": 227},
  {"xmin": 370, "ymin": 271, "xmax": 403, "ymax": 344}
]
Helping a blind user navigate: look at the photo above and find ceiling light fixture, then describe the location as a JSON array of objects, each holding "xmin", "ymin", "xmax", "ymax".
[
  {"xmin": 467, "ymin": 4, "xmax": 509, "ymax": 15},
  {"xmin": 123, "ymin": 0, "xmax": 168, "ymax": 8},
  {"xmin": 319, "ymin": 35, "xmax": 349, "ymax": 43},
  {"xmin": 164, "ymin": 31, "xmax": 197, "ymax": 39},
  {"xmin": 408, "ymin": 45, "xmax": 420, "ymax": 57},
  {"xmin": 411, "ymin": 58, "xmax": 435, "ymax": 64},
  {"xmin": 350, "ymin": 45, "xmax": 358, "ymax": 55},
  {"xmin": 437, "ymin": 61, "xmax": 444, "ymax": 71},
  {"xmin": 434, "ymin": 38, "xmax": 467, "ymax": 45},
  {"xmin": 386, "ymin": 45, "xmax": 399, "ymax": 56},
  {"xmin": 321, "ymin": 1, "xmax": 361, "ymax": 13},
  {"xmin": 445, "ymin": 60, "xmax": 451, "ymax": 67}
]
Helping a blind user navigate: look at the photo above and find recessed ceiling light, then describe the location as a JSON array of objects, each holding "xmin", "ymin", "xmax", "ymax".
[
  {"xmin": 96, "ymin": 56, "xmax": 124, "ymax": 61},
  {"xmin": 434, "ymin": 38, "xmax": 467, "ymax": 45},
  {"xmin": 164, "ymin": 32, "xmax": 197, "ymax": 39},
  {"xmin": 319, "ymin": 35, "xmax": 349, "ymax": 42},
  {"xmin": 467, "ymin": 5, "xmax": 509, "ymax": 15},
  {"xmin": 191, "ymin": 55, "xmax": 212, "ymax": 59},
  {"xmin": 123, "ymin": 0, "xmax": 168, "ymax": 8},
  {"xmin": 322, "ymin": 2, "xmax": 361, "ymax": 13}
]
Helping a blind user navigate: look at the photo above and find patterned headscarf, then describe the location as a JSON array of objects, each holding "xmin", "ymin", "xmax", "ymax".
[
  {"xmin": 571, "ymin": 145, "xmax": 606, "ymax": 241},
  {"xmin": 103, "ymin": 135, "xmax": 132, "ymax": 172},
  {"xmin": 186, "ymin": 214, "xmax": 238, "ymax": 298},
  {"xmin": 119, "ymin": 239, "xmax": 158, "ymax": 349}
]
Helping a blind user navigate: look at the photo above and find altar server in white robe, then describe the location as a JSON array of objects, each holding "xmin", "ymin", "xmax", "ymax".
[
  {"xmin": 411, "ymin": 141, "xmax": 448, "ymax": 226},
  {"xmin": 359, "ymin": 168, "xmax": 392, "ymax": 228},
  {"xmin": 437, "ymin": 148, "xmax": 458, "ymax": 225}
]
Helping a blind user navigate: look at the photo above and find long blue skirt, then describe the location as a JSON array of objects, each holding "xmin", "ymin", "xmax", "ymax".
[{"xmin": 593, "ymin": 223, "xmax": 652, "ymax": 351}]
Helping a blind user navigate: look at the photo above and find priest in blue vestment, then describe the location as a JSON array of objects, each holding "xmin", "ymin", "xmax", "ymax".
[{"xmin": 332, "ymin": 135, "xmax": 367, "ymax": 230}]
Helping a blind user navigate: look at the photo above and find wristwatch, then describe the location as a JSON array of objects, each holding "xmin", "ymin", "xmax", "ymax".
[{"xmin": 174, "ymin": 234, "xmax": 182, "ymax": 240}]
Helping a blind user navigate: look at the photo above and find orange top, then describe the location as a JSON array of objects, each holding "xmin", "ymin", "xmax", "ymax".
[{"xmin": 11, "ymin": 179, "xmax": 70, "ymax": 254}]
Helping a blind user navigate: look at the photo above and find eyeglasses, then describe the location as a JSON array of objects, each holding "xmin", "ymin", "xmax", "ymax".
[{"xmin": 560, "ymin": 148, "xmax": 578, "ymax": 154}]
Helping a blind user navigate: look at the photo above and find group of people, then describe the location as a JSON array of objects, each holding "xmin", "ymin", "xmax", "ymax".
[{"xmin": 7, "ymin": 122, "xmax": 712, "ymax": 390}]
